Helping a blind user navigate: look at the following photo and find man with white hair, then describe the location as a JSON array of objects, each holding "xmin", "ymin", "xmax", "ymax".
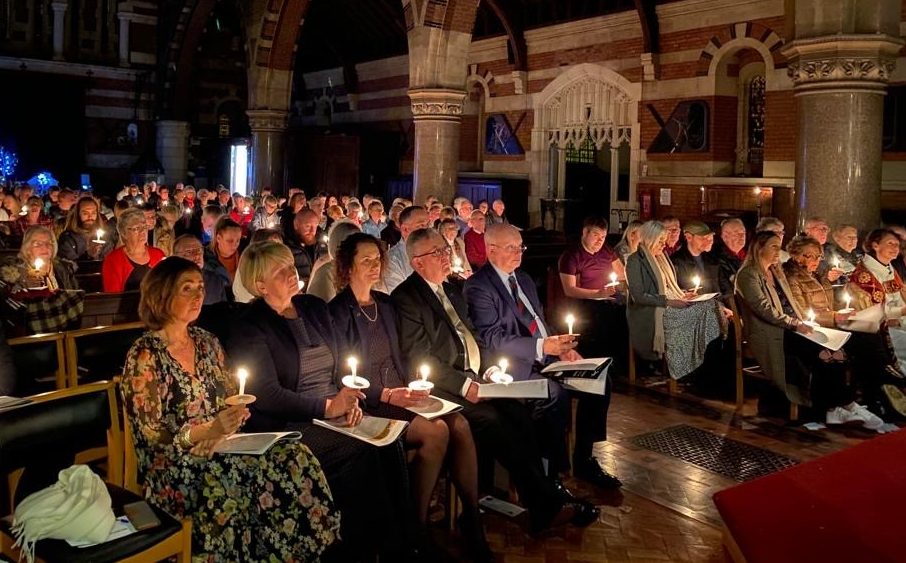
[
  {"xmin": 382, "ymin": 205, "xmax": 430, "ymax": 292},
  {"xmin": 453, "ymin": 196, "xmax": 473, "ymax": 236},
  {"xmin": 465, "ymin": 223, "xmax": 622, "ymax": 490},
  {"xmin": 713, "ymin": 218, "xmax": 747, "ymax": 298}
]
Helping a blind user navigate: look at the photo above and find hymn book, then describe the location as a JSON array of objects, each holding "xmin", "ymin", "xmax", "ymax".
[
  {"xmin": 406, "ymin": 396, "xmax": 463, "ymax": 420},
  {"xmin": 213, "ymin": 432, "xmax": 303, "ymax": 455},
  {"xmin": 541, "ymin": 357, "xmax": 612, "ymax": 395}
]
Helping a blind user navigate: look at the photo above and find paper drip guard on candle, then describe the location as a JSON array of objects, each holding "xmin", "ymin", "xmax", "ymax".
[
  {"xmin": 341, "ymin": 375, "xmax": 371, "ymax": 389},
  {"xmin": 605, "ymin": 272, "xmax": 620, "ymax": 288},
  {"xmin": 409, "ymin": 364, "xmax": 434, "ymax": 392},
  {"xmin": 92, "ymin": 229, "xmax": 105, "ymax": 244},
  {"xmin": 488, "ymin": 359, "xmax": 513, "ymax": 385}
]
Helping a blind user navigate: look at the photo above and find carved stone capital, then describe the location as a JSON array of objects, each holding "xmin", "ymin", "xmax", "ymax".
[
  {"xmin": 246, "ymin": 109, "xmax": 289, "ymax": 132},
  {"xmin": 408, "ymin": 89, "xmax": 466, "ymax": 122},
  {"xmin": 781, "ymin": 35, "xmax": 904, "ymax": 93}
]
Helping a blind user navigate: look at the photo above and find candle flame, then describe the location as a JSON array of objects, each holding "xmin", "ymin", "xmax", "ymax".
[
  {"xmin": 33, "ymin": 258, "xmax": 44, "ymax": 270},
  {"xmin": 347, "ymin": 357, "xmax": 358, "ymax": 377},
  {"xmin": 609, "ymin": 272, "xmax": 617, "ymax": 283},
  {"xmin": 692, "ymin": 275, "xmax": 701, "ymax": 287},
  {"xmin": 419, "ymin": 363, "xmax": 430, "ymax": 382},
  {"xmin": 499, "ymin": 358, "xmax": 508, "ymax": 374},
  {"xmin": 807, "ymin": 308, "xmax": 816, "ymax": 322},
  {"xmin": 96, "ymin": 228, "xmax": 104, "ymax": 239},
  {"xmin": 237, "ymin": 367, "xmax": 249, "ymax": 396},
  {"xmin": 184, "ymin": 207, "xmax": 192, "ymax": 215}
]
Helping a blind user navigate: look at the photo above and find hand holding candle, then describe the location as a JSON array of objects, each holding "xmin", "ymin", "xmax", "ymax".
[
  {"xmin": 606, "ymin": 272, "xmax": 619, "ymax": 287},
  {"xmin": 489, "ymin": 359, "xmax": 513, "ymax": 384},
  {"xmin": 93, "ymin": 228, "xmax": 105, "ymax": 244},
  {"xmin": 691, "ymin": 275, "xmax": 701, "ymax": 292},
  {"xmin": 341, "ymin": 357, "xmax": 370, "ymax": 389},
  {"xmin": 32, "ymin": 257, "xmax": 44, "ymax": 271},
  {"xmin": 806, "ymin": 308, "xmax": 817, "ymax": 326}
]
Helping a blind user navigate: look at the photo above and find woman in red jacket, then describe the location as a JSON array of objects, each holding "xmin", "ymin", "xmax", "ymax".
[{"xmin": 102, "ymin": 207, "xmax": 165, "ymax": 292}]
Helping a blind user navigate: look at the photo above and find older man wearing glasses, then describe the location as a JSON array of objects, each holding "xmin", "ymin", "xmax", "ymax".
[{"xmin": 464, "ymin": 223, "xmax": 622, "ymax": 492}]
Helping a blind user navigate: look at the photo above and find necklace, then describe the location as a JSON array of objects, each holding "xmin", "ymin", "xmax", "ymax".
[{"xmin": 359, "ymin": 301, "xmax": 378, "ymax": 322}]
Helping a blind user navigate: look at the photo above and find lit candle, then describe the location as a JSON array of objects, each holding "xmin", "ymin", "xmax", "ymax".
[
  {"xmin": 244, "ymin": 207, "xmax": 250, "ymax": 215},
  {"xmin": 566, "ymin": 313, "xmax": 575, "ymax": 335},
  {"xmin": 692, "ymin": 275, "xmax": 701, "ymax": 291},
  {"xmin": 135, "ymin": 197, "xmax": 143, "ymax": 205},
  {"xmin": 833, "ymin": 256, "xmax": 841, "ymax": 269},
  {"xmin": 94, "ymin": 228, "xmax": 104, "ymax": 243},
  {"xmin": 322, "ymin": 235, "xmax": 329, "ymax": 244},
  {"xmin": 843, "ymin": 292, "xmax": 852, "ymax": 311},
  {"xmin": 184, "ymin": 207, "xmax": 192, "ymax": 215},
  {"xmin": 490, "ymin": 359, "xmax": 513, "ymax": 384},
  {"xmin": 298, "ymin": 279, "xmax": 305, "ymax": 292},
  {"xmin": 33, "ymin": 257, "xmax": 44, "ymax": 271},
  {"xmin": 452, "ymin": 255, "xmax": 463, "ymax": 273},
  {"xmin": 19, "ymin": 205, "xmax": 28, "ymax": 215},
  {"xmin": 347, "ymin": 357, "xmax": 358, "ymax": 379},
  {"xmin": 608, "ymin": 272, "xmax": 618, "ymax": 287},
  {"xmin": 408, "ymin": 363, "xmax": 434, "ymax": 392},
  {"xmin": 237, "ymin": 367, "xmax": 248, "ymax": 396},
  {"xmin": 807, "ymin": 309, "xmax": 816, "ymax": 325},
  {"xmin": 754, "ymin": 187, "xmax": 762, "ymax": 196}
]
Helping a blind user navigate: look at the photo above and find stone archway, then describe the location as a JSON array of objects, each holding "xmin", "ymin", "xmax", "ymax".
[{"xmin": 530, "ymin": 63, "xmax": 641, "ymax": 230}]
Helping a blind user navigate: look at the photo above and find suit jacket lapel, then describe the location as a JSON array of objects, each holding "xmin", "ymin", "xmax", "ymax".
[{"xmin": 485, "ymin": 266, "xmax": 521, "ymax": 320}]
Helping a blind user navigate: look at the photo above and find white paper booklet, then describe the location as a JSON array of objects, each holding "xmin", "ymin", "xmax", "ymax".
[
  {"xmin": 797, "ymin": 325, "xmax": 851, "ymax": 352},
  {"xmin": 842, "ymin": 304, "xmax": 884, "ymax": 333},
  {"xmin": 313, "ymin": 416, "xmax": 407, "ymax": 447},
  {"xmin": 476, "ymin": 378, "xmax": 549, "ymax": 399},
  {"xmin": 687, "ymin": 292, "xmax": 719, "ymax": 302},
  {"xmin": 214, "ymin": 431, "xmax": 302, "ymax": 455},
  {"xmin": 406, "ymin": 396, "xmax": 463, "ymax": 420}
]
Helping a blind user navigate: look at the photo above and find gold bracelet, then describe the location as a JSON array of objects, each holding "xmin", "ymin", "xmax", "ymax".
[{"xmin": 178, "ymin": 427, "xmax": 193, "ymax": 449}]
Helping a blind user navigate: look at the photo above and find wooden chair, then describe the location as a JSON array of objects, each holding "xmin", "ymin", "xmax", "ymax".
[
  {"xmin": 80, "ymin": 291, "xmax": 141, "ymax": 328},
  {"xmin": 8, "ymin": 332, "xmax": 67, "ymax": 390},
  {"xmin": 64, "ymin": 321, "xmax": 145, "ymax": 387},
  {"xmin": 729, "ymin": 294, "xmax": 798, "ymax": 420},
  {"xmin": 0, "ymin": 381, "xmax": 191, "ymax": 562},
  {"xmin": 75, "ymin": 272, "xmax": 103, "ymax": 293}
]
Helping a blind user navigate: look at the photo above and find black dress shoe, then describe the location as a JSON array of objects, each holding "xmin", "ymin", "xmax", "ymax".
[
  {"xmin": 552, "ymin": 478, "xmax": 577, "ymax": 502},
  {"xmin": 457, "ymin": 512, "xmax": 495, "ymax": 563},
  {"xmin": 574, "ymin": 458, "xmax": 622, "ymax": 490},
  {"xmin": 567, "ymin": 499, "xmax": 599, "ymax": 527}
]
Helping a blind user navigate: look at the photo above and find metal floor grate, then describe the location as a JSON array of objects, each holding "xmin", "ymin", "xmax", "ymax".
[{"xmin": 630, "ymin": 424, "xmax": 798, "ymax": 482}]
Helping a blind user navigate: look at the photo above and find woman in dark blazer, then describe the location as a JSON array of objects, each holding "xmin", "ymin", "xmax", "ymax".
[
  {"xmin": 329, "ymin": 233, "xmax": 491, "ymax": 562},
  {"xmin": 225, "ymin": 240, "xmax": 413, "ymax": 561}
]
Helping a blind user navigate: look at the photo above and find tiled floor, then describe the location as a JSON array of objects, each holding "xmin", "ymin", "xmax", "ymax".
[{"xmin": 474, "ymin": 379, "xmax": 883, "ymax": 562}]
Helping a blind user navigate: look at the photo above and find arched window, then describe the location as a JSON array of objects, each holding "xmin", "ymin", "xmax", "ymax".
[
  {"xmin": 734, "ymin": 63, "xmax": 766, "ymax": 176},
  {"xmin": 746, "ymin": 75, "xmax": 766, "ymax": 172}
]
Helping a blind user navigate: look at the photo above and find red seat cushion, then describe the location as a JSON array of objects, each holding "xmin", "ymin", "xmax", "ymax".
[{"xmin": 713, "ymin": 431, "xmax": 906, "ymax": 563}]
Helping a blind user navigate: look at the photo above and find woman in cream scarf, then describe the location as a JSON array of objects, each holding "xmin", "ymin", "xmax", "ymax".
[{"xmin": 626, "ymin": 220, "xmax": 725, "ymax": 379}]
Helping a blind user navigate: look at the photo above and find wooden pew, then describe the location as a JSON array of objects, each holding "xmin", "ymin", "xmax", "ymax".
[
  {"xmin": 65, "ymin": 321, "xmax": 145, "ymax": 387},
  {"xmin": 80, "ymin": 290, "xmax": 141, "ymax": 328},
  {"xmin": 8, "ymin": 332, "xmax": 67, "ymax": 391}
]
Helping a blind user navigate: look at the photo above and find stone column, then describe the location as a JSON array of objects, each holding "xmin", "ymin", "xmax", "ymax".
[
  {"xmin": 781, "ymin": 2, "xmax": 903, "ymax": 230},
  {"xmin": 117, "ymin": 8, "xmax": 134, "ymax": 67},
  {"xmin": 155, "ymin": 120, "xmax": 190, "ymax": 185},
  {"xmin": 50, "ymin": 1, "xmax": 67, "ymax": 61},
  {"xmin": 409, "ymin": 89, "xmax": 466, "ymax": 206},
  {"xmin": 246, "ymin": 109, "xmax": 288, "ymax": 195}
]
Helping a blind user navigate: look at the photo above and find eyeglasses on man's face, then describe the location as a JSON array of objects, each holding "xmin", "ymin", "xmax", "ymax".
[{"xmin": 414, "ymin": 246, "xmax": 453, "ymax": 259}]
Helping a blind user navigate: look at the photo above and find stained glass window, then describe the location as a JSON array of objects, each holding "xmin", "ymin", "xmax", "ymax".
[
  {"xmin": 566, "ymin": 138, "xmax": 595, "ymax": 164},
  {"xmin": 747, "ymin": 75, "xmax": 765, "ymax": 168}
]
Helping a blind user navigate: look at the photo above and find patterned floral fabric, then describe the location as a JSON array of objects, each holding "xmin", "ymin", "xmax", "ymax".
[
  {"xmin": 122, "ymin": 327, "xmax": 340, "ymax": 562},
  {"xmin": 850, "ymin": 261, "xmax": 903, "ymax": 305}
]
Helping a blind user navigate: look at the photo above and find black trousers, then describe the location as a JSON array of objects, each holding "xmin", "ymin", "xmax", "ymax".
[
  {"xmin": 296, "ymin": 424, "xmax": 412, "ymax": 558},
  {"xmin": 576, "ymin": 299, "xmax": 628, "ymax": 375},
  {"xmin": 528, "ymin": 377, "xmax": 612, "ymax": 474},
  {"xmin": 456, "ymin": 397, "xmax": 563, "ymax": 530}
]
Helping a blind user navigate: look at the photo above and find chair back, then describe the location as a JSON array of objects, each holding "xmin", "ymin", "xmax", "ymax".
[
  {"xmin": 64, "ymin": 322, "xmax": 145, "ymax": 387},
  {"xmin": 8, "ymin": 332, "xmax": 67, "ymax": 392},
  {"xmin": 81, "ymin": 291, "xmax": 141, "ymax": 328},
  {"xmin": 75, "ymin": 272, "xmax": 103, "ymax": 293},
  {"xmin": 122, "ymin": 401, "xmax": 140, "ymax": 495},
  {"xmin": 0, "ymin": 381, "xmax": 122, "ymax": 510}
]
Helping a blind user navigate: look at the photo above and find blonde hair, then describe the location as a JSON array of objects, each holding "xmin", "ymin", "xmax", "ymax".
[
  {"xmin": 116, "ymin": 207, "xmax": 147, "ymax": 240},
  {"xmin": 238, "ymin": 241, "xmax": 295, "ymax": 297},
  {"xmin": 19, "ymin": 225, "xmax": 58, "ymax": 263}
]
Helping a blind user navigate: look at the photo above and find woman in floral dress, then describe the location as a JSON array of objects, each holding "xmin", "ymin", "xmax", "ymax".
[{"xmin": 122, "ymin": 256, "xmax": 339, "ymax": 561}]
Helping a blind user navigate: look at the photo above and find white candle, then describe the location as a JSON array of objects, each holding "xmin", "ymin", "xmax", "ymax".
[
  {"xmin": 565, "ymin": 313, "xmax": 575, "ymax": 335},
  {"xmin": 409, "ymin": 364, "xmax": 434, "ymax": 392},
  {"xmin": 692, "ymin": 275, "xmax": 701, "ymax": 291},
  {"xmin": 19, "ymin": 205, "xmax": 28, "ymax": 215},
  {"xmin": 184, "ymin": 207, "xmax": 192, "ymax": 215},
  {"xmin": 94, "ymin": 228, "xmax": 104, "ymax": 242},
  {"xmin": 833, "ymin": 257, "xmax": 840, "ymax": 269},
  {"xmin": 452, "ymin": 256, "xmax": 463, "ymax": 273},
  {"xmin": 33, "ymin": 257, "xmax": 44, "ymax": 271},
  {"xmin": 609, "ymin": 272, "xmax": 618, "ymax": 285},
  {"xmin": 244, "ymin": 207, "xmax": 250, "ymax": 215},
  {"xmin": 298, "ymin": 279, "xmax": 305, "ymax": 292},
  {"xmin": 237, "ymin": 367, "xmax": 249, "ymax": 396},
  {"xmin": 347, "ymin": 357, "xmax": 358, "ymax": 378},
  {"xmin": 135, "ymin": 197, "xmax": 143, "ymax": 205},
  {"xmin": 321, "ymin": 235, "xmax": 329, "ymax": 244},
  {"xmin": 807, "ymin": 309, "xmax": 816, "ymax": 324},
  {"xmin": 843, "ymin": 292, "xmax": 852, "ymax": 310}
]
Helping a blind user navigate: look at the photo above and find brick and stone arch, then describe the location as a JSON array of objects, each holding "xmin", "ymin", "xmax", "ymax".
[{"xmin": 695, "ymin": 22, "xmax": 784, "ymax": 86}]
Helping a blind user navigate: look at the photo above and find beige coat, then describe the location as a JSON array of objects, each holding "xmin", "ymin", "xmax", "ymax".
[
  {"xmin": 782, "ymin": 261, "xmax": 837, "ymax": 328},
  {"xmin": 734, "ymin": 261, "xmax": 808, "ymax": 405}
]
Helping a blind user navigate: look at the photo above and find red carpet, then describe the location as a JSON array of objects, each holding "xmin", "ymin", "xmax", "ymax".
[{"xmin": 713, "ymin": 430, "xmax": 906, "ymax": 563}]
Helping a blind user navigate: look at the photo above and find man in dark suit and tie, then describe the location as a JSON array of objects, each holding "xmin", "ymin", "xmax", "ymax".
[
  {"xmin": 464, "ymin": 223, "xmax": 622, "ymax": 490},
  {"xmin": 391, "ymin": 228, "xmax": 598, "ymax": 534}
]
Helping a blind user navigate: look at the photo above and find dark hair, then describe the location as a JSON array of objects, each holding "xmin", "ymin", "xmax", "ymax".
[
  {"xmin": 862, "ymin": 228, "xmax": 900, "ymax": 257},
  {"xmin": 250, "ymin": 228, "xmax": 284, "ymax": 244},
  {"xmin": 334, "ymin": 232, "xmax": 386, "ymax": 291},
  {"xmin": 399, "ymin": 205, "xmax": 425, "ymax": 226},
  {"xmin": 139, "ymin": 256, "xmax": 202, "ymax": 330},
  {"xmin": 583, "ymin": 216, "xmax": 609, "ymax": 232}
]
